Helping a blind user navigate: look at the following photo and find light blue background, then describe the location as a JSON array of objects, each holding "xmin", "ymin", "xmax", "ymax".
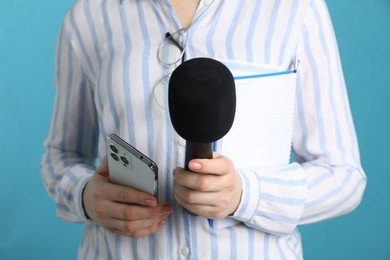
[{"xmin": 0, "ymin": 1, "xmax": 389, "ymax": 259}]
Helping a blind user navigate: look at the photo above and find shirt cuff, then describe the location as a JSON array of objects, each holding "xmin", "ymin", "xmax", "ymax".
[
  {"xmin": 230, "ymin": 168, "xmax": 261, "ymax": 223},
  {"xmin": 74, "ymin": 174, "xmax": 95, "ymax": 225}
]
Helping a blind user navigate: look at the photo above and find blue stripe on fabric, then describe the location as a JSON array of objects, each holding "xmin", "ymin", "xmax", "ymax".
[
  {"xmin": 234, "ymin": 70, "xmax": 295, "ymax": 80},
  {"xmin": 84, "ymin": 0, "xmax": 108, "ymax": 138},
  {"xmin": 76, "ymin": 75, "xmax": 87, "ymax": 154},
  {"xmin": 65, "ymin": 170, "xmax": 78, "ymax": 184},
  {"xmin": 93, "ymin": 227, "xmax": 100, "ymax": 260},
  {"xmin": 261, "ymin": 193, "xmax": 305, "ymax": 206},
  {"xmin": 245, "ymin": 222, "xmax": 285, "ymax": 237},
  {"xmin": 83, "ymin": 0, "xmax": 108, "ymax": 137},
  {"xmin": 103, "ymin": 232, "xmax": 112, "ymax": 260},
  {"xmin": 293, "ymin": 229, "xmax": 301, "ymax": 259},
  {"xmin": 165, "ymin": 0, "xmax": 182, "ymax": 29},
  {"xmin": 225, "ymin": 1, "xmax": 243, "ymax": 59},
  {"xmin": 285, "ymin": 234, "xmax": 294, "ymax": 259},
  {"xmin": 259, "ymin": 176, "xmax": 306, "ymax": 186},
  {"xmin": 246, "ymin": 0, "xmax": 263, "ymax": 62},
  {"xmin": 305, "ymin": 166, "xmax": 354, "ymax": 209},
  {"xmin": 264, "ymin": 233, "xmax": 270, "ymax": 260},
  {"xmin": 308, "ymin": 171, "xmax": 332, "ymax": 189},
  {"xmin": 59, "ymin": 39, "xmax": 74, "ymax": 169},
  {"xmin": 57, "ymin": 203, "xmax": 72, "ymax": 212},
  {"xmin": 84, "ymin": 0, "xmax": 102, "ymax": 67},
  {"xmin": 312, "ymin": 2, "xmax": 346, "ymax": 160},
  {"xmin": 276, "ymin": 162, "xmax": 303, "ymax": 172},
  {"xmin": 276, "ymin": 236, "xmax": 287, "ymax": 260},
  {"xmin": 79, "ymin": 225, "xmax": 88, "ymax": 258},
  {"xmin": 234, "ymin": 170, "xmax": 251, "ymax": 217},
  {"xmin": 102, "ymin": 0, "xmax": 120, "ymax": 132},
  {"xmin": 102, "ymin": 5, "xmax": 123, "ymax": 259},
  {"xmin": 205, "ymin": 0, "xmax": 227, "ymax": 57},
  {"xmin": 228, "ymin": 227, "xmax": 237, "ymax": 260},
  {"xmin": 160, "ymin": 27, "xmax": 176, "ymax": 260},
  {"xmin": 83, "ymin": 241, "xmax": 90, "ymax": 260},
  {"xmin": 149, "ymin": 4, "xmax": 175, "ymax": 259},
  {"xmin": 135, "ymin": 4, "xmax": 156, "ymax": 259},
  {"xmin": 320, "ymin": 0, "xmax": 356, "ymax": 146},
  {"xmin": 58, "ymin": 186, "xmax": 73, "ymax": 201},
  {"xmin": 55, "ymin": 23, "xmax": 64, "ymax": 89},
  {"xmin": 333, "ymin": 35, "xmax": 358, "ymax": 160},
  {"xmin": 91, "ymin": 116, "xmax": 100, "ymax": 161},
  {"xmin": 247, "ymin": 227, "xmax": 254, "ymax": 259},
  {"xmin": 136, "ymin": 1, "xmax": 155, "ymax": 159},
  {"xmin": 278, "ymin": 0, "xmax": 299, "ymax": 65},
  {"xmin": 258, "ymin": 211, "xmax": 300, "ymax": 225},
  {"xmin": 210, "ymin": 228, "xmax": 218, "ymax": 260},
  {"xmin": 264, "ymin": 0, "xmax": 281, "ymax": 64},
  {"xmin": 185, "ymin": 0, "xmax": 213, "ymax": 58},
  {"xmin": 69, "ymin": 7, "xmax": 96, "ymax": 79},
  {"xmin": 190, "ymin": 215, "xmax": 199, "ymax": 260},
  {"xmin": 132, "ymin": 239, "xmax": 139, "ymax": 259},
  {"xmin": 302, "ymin": 25, "xmax": 331, "ymax": 163},
  {"xmin": 183, "ymin": 210, "xmax": 192, "ymax": 259},
  {"xmin": 302, "ymin": 178, "xmax": 366, "ymax": 222},
  {"xmin": 118, "ymin": 3, "xmax": 136, "ymax": 145},
  {"xmin": 115, "ymin": 235, "xmax": 122, "ymax": 260}
]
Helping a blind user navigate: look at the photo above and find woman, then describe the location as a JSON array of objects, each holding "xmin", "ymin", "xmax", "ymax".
[{"xmin": 42, "ymin": 0, "xmax": 366, "ymax": 258}]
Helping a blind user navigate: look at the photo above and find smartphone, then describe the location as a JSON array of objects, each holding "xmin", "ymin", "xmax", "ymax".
[{"xmin": 105, "ymin": 133, "xmax": 158, "ymax": 196}]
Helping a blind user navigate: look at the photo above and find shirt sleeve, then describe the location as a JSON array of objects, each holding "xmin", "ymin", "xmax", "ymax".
[
  {"xmin": 230, "ymin": 0, "xmax": 366, "ymax": 235},
  {"xmin": 41, "ymin": 11, "xmax": 99, "ymax": 224}
]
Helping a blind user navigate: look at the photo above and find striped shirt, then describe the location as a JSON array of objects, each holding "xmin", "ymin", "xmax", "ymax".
[{"xmin": 41, "ymin": 0, "xmax": 367, "ymax": 259}]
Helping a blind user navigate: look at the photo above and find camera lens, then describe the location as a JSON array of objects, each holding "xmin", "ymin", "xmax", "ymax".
[
  {"xmin": 110, "ymin": 145, "xmax": 118, "ymax": 153},
  {"xmin": 120, "ymin": 156, "xmax": 129, "ymax": 165},
  {"xmin": 110, "ymin": 153, "xmax": 119, "ymax": 161}
]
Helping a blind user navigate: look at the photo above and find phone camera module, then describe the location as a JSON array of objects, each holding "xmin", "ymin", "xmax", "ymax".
[
  {"xmin": 110, "ymin": 153, "xmax": 119, "ymax": 161},
  {"xmin": 110, "ymin": 145, "xmax": 118, "ymax": 153},
  {"xmin": 120, "ymin": 156, "xmax": 129, "ymax": 165}
]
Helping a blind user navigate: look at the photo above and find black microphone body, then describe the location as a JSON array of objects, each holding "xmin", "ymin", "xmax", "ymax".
[
  {"xmin": 168, "ymin": 58, "xmax": 236, "ymax": 170},
  {"xmin": 184, "ymin": 142, "xmax": 213, "ymax": 170}
]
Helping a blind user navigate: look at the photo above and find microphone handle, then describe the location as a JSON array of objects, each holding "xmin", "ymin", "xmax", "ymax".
[{"xmin": 184, "ymin": 141, "xmax": 213, "ymax": 171}]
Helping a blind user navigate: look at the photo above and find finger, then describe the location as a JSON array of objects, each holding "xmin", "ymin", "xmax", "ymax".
[
  {"xmin": 174, "ymin": 188, "xmax": 226, "ymax": 219},
  {"xmin": 187, "ymin": 155, "xmax": 232, "ymax": 175},
  {"xmin": 174, "ymin": 168, "xmax": 226, "ymax": 192},
  {"xmin": 104, "ymin": 213, "xmax": 168, "ymax": 234},
  {"xmin": 99, "ymin": 181, "xmax": 158, "ymax": 207},
  {"xmin": 101, "ymin": 201, "xmax": 172, "ymax": 221},
  {"xmin": 174, "ymin": 183, "xmax": 221, "ymax": 207},
  {"xmin": 108, "ymin": 219, "xmax": 167, "ymax": 238}
]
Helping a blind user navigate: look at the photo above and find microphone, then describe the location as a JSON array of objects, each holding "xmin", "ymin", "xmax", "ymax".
[{"xmin": 168, "ymin": 58, "xmax": 236, "ymax": 170}]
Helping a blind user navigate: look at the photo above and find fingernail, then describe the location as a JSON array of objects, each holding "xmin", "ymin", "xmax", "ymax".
[
  {"xmin": 163, "ymin": 206, "xmax": 173, "ymax": 213},
  {"xmin": 159, "ymin": 219, "xmax": 167, "ymax": 226},
  {"xmin": 190, "ymin": 161, "xmax": 202, "ymax": 170},
  {"xmin": 145, "ymin": 199, "xmax": 157, "ymax": 207}
]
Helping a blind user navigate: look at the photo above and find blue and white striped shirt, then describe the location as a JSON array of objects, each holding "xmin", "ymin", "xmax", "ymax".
[{"xmin": 41, "ymin": 0, "xmax": 366, "ymax": 259}]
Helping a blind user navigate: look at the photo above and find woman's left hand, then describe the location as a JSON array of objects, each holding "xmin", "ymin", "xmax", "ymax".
[{"xmin": 173, "ymin": 153, "xmax": 242, "ymax": 219}]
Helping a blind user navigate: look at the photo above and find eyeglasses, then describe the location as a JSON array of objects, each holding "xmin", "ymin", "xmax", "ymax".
[
  {"xmin": 154, "ymin": 29, "xmax": 187, "ymax": 111},
  {"xmin": 157, "ymin": 29, "xmax": 187, "ymax": 66}
]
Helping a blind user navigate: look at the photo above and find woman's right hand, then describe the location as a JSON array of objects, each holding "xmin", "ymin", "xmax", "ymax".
[{"xmin": 82, "ymin": 157, "xmax": 172, "ymax": 238}]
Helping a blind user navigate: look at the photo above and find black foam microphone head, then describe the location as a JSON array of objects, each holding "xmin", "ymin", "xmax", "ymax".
[{"xmin": 168, "ymin": 58, "xmax": 236, "ymax": 143}]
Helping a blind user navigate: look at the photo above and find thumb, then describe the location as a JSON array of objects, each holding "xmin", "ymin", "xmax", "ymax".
[{"xmin": 96, "ymin": 156, "xmax": 110, "ymax": 178}]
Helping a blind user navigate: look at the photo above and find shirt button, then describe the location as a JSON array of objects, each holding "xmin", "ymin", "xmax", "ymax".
[
  {"xmin": 181, "ymin": 246, "xmax": 190, "ymax": 256},
  {"xmin": 203, "ymin": 0, "xmax": 212, "ymax": 5},
  {"xmin": 178, "ymin": 137, "xmax": 186, "ymax": 146}
]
